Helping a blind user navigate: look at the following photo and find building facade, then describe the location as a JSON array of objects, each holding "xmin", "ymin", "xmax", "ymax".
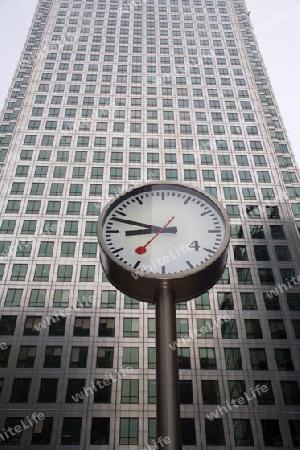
[{"xmin": 0, "ymin": 0, "xmax": 299, "ymax": 447}]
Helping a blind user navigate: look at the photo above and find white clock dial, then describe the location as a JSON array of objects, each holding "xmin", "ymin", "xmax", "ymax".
[{"xmin": 102, "ymin": 185, "xmax": 226, "ymax": 275}]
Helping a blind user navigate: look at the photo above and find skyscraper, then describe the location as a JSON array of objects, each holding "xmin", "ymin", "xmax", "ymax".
[{"xmin": 0, "ymin": 0, "xmax": 299, "ymax": 447}]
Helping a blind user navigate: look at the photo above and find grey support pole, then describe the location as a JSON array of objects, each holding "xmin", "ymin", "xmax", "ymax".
[{"xmin": 155, "ymin": 281, "xmax": 182, "ymax": 450}]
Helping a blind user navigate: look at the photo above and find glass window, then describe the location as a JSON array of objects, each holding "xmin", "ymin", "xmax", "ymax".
[
  {"xmin": 57, "ymin": 265, "xmax": 73, "ymax": 282},
  {"xmin": 69, "ymin": 346, "xmax": 88, "ymax": 368},
  {"xmin": 119, "ymin": 418, "xmax": 138, "ymax": 445},
  {"xmin": 33, "ymin": 264, "xmax": 50, "ymax": 281},
  {"xmin": 253, "ymin": 381, "xmax": 275, "ymax": 405},
  {"xmin": 38, "ymin": 241, "xmax": 54, "ymax": 257},
  {"xmin": 224, "ymin": 348, "xmax": 242, "ymax": 370},
  {"xmin": 270, "ymin": 225, "xmax": 285, "ymax": 239},
  {"xmin": 196, "ymin": 319, "xmax": 213, "ymax": 338},
  {"xmin": 245, "ymin": 319, "xmax": 263, "ymax": 339},
  {"xmin": 38, "ymin": 379, "xmax": 58, "ymax": 403},
  {"xmin": 240, "ymin": 292, "xmax": 257, "ymax": 310},
  {"xmin": 249, "ymin": 348, "xmax": 268, "ymax": 370},
  {"xmin": 179, "ymin": 380, "xmax": 193, "ymax": 404},
  {"xmin": 101, "ymin": 290, "xmax": 116, "ymax": 308},
  {"xmin": 250, "ymin": 225, "xmax": 265, "ymax": 239},
  {"xmin": 16, "ymin": 241, "xmax": 32, "ymax": 257},
  {"xmin": 74, "ymin": 317, "xmax": 90, "ymax": 337},
  {"xmin": 0, "ymin": 220, "xmax": 16, "ymax": 234},
  {"xmin": 258, "ymin": 268, "xmax": 275, "ymax": 284},
  {"xmin": 121, "ymin": 379, "xmax": 139, "ymax": 403},
  {"xmin": 82, "ymin": 242, "xmax": 97, "ymax": 258},
  {"xmin": 233, "ymin": 245, "xmax": 248, "ymax": 261},
  {"xmin": 10, "ymin": 378, "xmax": 31, "ymax": 402},
  {"xmin": 5, "ymin": 289, "xmax": 23, "ymax": 306},
  {"xmin": 269, "ymin": 319, "xmax": 287, "ymax": 339},
  {"xmin": 79, "ymin": 265, "xmax": 95, "ymax": 282},
  {"xmin": 281, "ymin": 381, "xmax": 300, "ymax": 405},
  {"xmin": 254, "ymin": 245, "xmax": 270, "ymax": 261},
  {"xmin": 237, "ymin": 268, "xmax": 253, "ymax": 285},
  {"xmin": 90, "ymin": 418, "xmax": 110, "ymax": 445},
  {"xmin": 221, "ymin": 319, "xmax": 238, "ymax": 338},
  {"xmin": 261, "ymin": 420, "xmax": 283, "ymax": 447},
  {"xmin": 202, "ymin": 380, "xmax": 221, "ymax": 405},
  {"xmin": 205, "ymin": 419, "xmax": 226, "ymax": 446},
  {"xmin": 228, "ymin": 381, "xmax": 248, "ymax": 406},
  {"xmin": 217, "ymin": 292, "xmax": 234, "ymax": 309},
  {"xmin": 224, "ymin": 187, "xmax": 237, "ymax": 200},
  {"xmin": 199, "ymin": 347, "xmax": 217, "ymax": 369},
  {"xmin": 233, "ymin": 420, "xmax": 254, "ymax": 447},
  {"xmin": 96, "ymin": 347, "xmax": 114, "ymax": 368},
  {"xmin": 226, "ymin": 205, "xmax": 240, "ymax": 218},
  {"xmin": 65, "ymin": 379, "xmax": 86, "ymax": 403},
  {"xmin": 123, "ymin": 318, "xmax": 139, "ymax": 337},
  {"xmin": 176, "ymin": 318, "xmax": 189, "ymax": 338},
  {"xmin": 28, "ymin": 289, "xmax": 46, "ymax": 307},
  {"xmin": 177, "ymin": 347, "xmax": 190, "ymax": 369},
  {"xmin": 61, "ymin": 418, "xmax": 82, "ymax": 445},
  {"xmin": 43, "ymin": 346, "xmax": 62, "ymax": 368},
  {"xmin": 124, "ymin": 296, "xmax": 140, "ymax": 309},
  {"xmin": 230, "ymin": 225, "xmax": 244, "ymax": 239}
]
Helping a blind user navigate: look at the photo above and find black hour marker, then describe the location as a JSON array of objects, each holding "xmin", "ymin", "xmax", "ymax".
[
  {"xmin": 204, "ymin": 247, "xmax": 214, "ymax": 254},
  {"xmin": 112, "ymin": 247, "xmax": 124, "ymax": 254},
  {"xmin": 201, "ymin": 210, "xmax": 210, "ymax": 216},
  {"xmin": 162, "ymin": 192, "xmax": 165, "ymax": 201},
  {"xmin": 135, "ymin": 197, "xmax": 143, "ymax": 204},
  {"xmin": 134, "ymin": 261, "xmax": 141, "ymax": 269},
  {"xmin": 106, "ymin": 230, "xmax": 119, "ymax": 234},
  {"xmin": 208, "ymin": 229, "xmax": 219, "ymax": 233},
  {"xmin": 184, "ymin": 196, "xmax": 191, "ymax": 205},
  {"xmin": 186, "ymin": 261, "xmax": 194, "ymax": 269}
]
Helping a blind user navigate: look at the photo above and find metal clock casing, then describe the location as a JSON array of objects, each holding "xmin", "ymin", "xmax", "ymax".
[{"xmin": 97, "ymin": 182, "xmax": 230, "ymax": 303}]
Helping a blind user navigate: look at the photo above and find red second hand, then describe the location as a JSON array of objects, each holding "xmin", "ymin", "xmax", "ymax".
[{"xmin": 135, "ymin": 216, "xmax": 175, "ymax": 255}]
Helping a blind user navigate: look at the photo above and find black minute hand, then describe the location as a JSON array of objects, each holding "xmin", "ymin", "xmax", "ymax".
[
  {"xmin": 111, "ymin": 217, "xmax": 177, "ymax": 235},
  {"xmin": 111, "ymin": 217, "xmax": 157, "ymax": 228}
]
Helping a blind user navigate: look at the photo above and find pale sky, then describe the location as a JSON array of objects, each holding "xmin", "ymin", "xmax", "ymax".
[{"xmin": 0, "ymin": 0, "xmax": 299, "ymax": 166}]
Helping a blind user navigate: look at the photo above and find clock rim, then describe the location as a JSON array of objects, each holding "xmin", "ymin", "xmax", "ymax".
[{"xmin": 97, "ymin": 181, "xmax": 230, "ymax": 302}]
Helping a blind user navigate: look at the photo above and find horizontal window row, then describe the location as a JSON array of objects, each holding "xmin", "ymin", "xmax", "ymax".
[
  {"xmin": 0, "ymin": 219, "xmax": 98, "ymax": 235},
  {"xmin": 0, "ymin": 219, "xmax": 291, "ymax": 244},
  {"xmin": 32, "ymin": 88, "xmax": 254, "ymax": 107},
  {"xmin": 32, "ymin": 75, "xmax": 248, "ymax": 94},
  {"xmin": 11, "ymin": 167, "xmax": 283, "ymax": 185},
  {"xmin": 0, "ymin": 281, "xmax": 299, "ymax": 311},
  {"xmin": 0, "ymin": 240, "xmax": 98, "ymax": 258},
  {"xmin": 25, "ymin": 115, "xmax": 257, "ymax": 133},
  {"xmin": 0, "ymin": 314, "xmax": 299, "ymax": 342},
  {"xmin": 2, "ymin": 239, "xmax": 289, "ymax": 262},
  {"xmin": 18, "ymin": 136, "xmax": 269, "ymax": 153},
  {"xmin": 0, "ymin": 340, "xmax": 298, "ymax": 372},
  {"xmin": 1, "ymin": 415, "xmax": 298, "ymax": 447},
  {"xmin": 0, "ymin": 150, "xmax": 292, "ymax": 173},
  {"xmin": 1, "ymin": 375, "xmax": 299, "ymax": 407},
  {"xmin": 10, "ymin": 163, "xmax": 279, "ymax": 179},
  {"xmin": 2, "ymin": 150, "xmax": 278, "ymax": 167},
  {"xmin": 0, "ymin": 262, "xmax": 298, "ymax": 286},
  {"xmin": 34, "ymin": 66, "xmax": 249, "ymax": 86},
  {"xmin": 4, "ymin": 200, "xmax": 101, "ymax": 216}
]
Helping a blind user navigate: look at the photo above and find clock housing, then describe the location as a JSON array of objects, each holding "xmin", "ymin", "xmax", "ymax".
[{"xmin": 97, "ymin": 182, "xmax": 230, "ymax": 303}]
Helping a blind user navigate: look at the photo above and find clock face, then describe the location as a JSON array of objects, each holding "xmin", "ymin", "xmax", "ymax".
[{"xmin": 101, "ymin": 183, "xmax": 226, "ymax": 275}]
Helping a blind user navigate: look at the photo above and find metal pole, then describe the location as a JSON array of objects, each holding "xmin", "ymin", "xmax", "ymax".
[{"xmin": 155, "ymin": 281, "xmax": 182, "ymax": 450}]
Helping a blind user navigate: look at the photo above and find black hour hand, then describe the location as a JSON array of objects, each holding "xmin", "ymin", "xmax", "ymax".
[{"xmin": 126, "ymin": 226, "xmax": 177, "ymax": 236}]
